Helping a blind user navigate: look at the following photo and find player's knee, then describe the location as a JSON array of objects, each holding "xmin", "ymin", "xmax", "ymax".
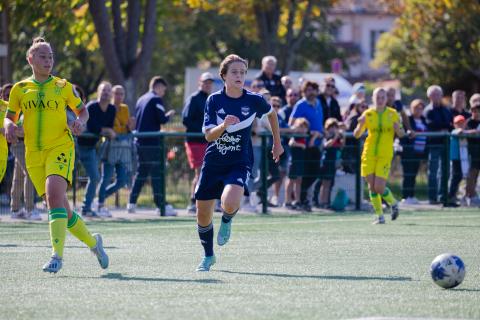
[
  {"xmin": 222, "ymin": 200, "xmax": 240, "ymax": 214},
  {"xmin": 45, "ymin": 192, "xmax": 64, "ymax": 209},
  {"xmin": 375, "ymin": 185, "xmax": 385, "ymax": 195}
]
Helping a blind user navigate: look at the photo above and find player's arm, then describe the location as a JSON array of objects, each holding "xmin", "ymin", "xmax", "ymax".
[
  {"xmin": 353, "ymin": 114, "xmax": 366, "ymax": 139},
  {"xmin": 266, "ymin": 111, "xmax": 284, "ymax": 162},
  {"xmin": 204, "ymin": 115, "xmax": 239, "ymax": 142},
  {"xmin": 394, "ymin": 120, "xmax": 405, "ymax": 138},
  {"xmin": 4, "ymin": 111, "xmax": 19, "ymax": 143},
  {"xmin": 70, "ymin": 104, "xmax": 89, "ymax": 136}
]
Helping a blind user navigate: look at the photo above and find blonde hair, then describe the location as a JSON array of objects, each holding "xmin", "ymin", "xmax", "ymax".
[
  {"xmin": 27, "ymin": 37, "xmax": 51, "ymax": 58},
  {"xmin": 324, "ymin": 117, "xmax": 339, "ymax": 130},
  {"xmin": 219, "ymin": 54, "xmax": 248, "ymax": 81},
  {"xmin": 293, "ymin": 117, "xmax": 310, "ymax": 130}
]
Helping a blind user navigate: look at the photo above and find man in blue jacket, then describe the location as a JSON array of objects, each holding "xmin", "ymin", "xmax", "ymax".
[{"xmin": 127, "ymin": 76, "xmax": 175, "ymax": 215}]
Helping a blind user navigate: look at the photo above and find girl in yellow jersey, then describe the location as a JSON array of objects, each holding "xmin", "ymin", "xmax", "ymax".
[
  {"xmin": 4, "ymin": 37, "xmax": 109, "ymax": 273},
  {"xmin": 354, "ymin": 88, "xmax": 405, "ymax": 224}
]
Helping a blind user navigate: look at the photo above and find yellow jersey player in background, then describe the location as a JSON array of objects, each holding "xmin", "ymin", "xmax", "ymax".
[
  {"xmin": 354, "ymin": 87, "xmax": 405, "ymax": 224},
  {"xmin": 4, "ymin": 37, "xmax": 109, "ymax": 273}
]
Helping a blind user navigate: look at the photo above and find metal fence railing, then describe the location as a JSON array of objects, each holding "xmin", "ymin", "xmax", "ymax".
[{"xmin": 1, "ymin": 131, "xmax": 479, "ymax": 215}]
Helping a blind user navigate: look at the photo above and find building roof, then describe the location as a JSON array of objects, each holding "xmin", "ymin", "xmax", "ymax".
[{"xmin": 329, "ymin": 0, "xmax": 401, "ymax": 15}]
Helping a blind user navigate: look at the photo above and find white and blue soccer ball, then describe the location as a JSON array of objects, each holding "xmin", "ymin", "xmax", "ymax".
[{"xmin": 430, "ymin": 253, "xmax": 466, "ymax": 289}]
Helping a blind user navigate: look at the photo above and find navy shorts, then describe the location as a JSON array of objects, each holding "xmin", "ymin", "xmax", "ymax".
[
  {"xmin": 194, "ymin": 164, "xmax": 250, "ymax": 200},
  {"xmin": 288, "ymin": 147, "xmax": 305, "ymax": 179}
]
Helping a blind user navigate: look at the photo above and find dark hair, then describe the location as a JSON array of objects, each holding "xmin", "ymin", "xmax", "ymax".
[
  {"xmin": 1, "ymin": 83, "xmax": 13, "ymax": 100},
  {"xmin": 219, "ymin": 54, "xmax": 248, "ymax": 81},
  {"xmin": 73, "ymin": 84, "xmax": 86, "ymax": 103},
  {"xmin": 149, "ymin": 76, "xmax": 168, "ymax": 90},
  {"xmin": 27, "ymin": 36, "xmax": 51, "ymax": 58},
  {"xmin": 301, "ymin": 80, "xmax": 319, "ymax": 95}
]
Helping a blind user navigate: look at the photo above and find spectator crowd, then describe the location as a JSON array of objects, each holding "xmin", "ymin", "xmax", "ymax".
[{"xmin": 1, "ymin": 55, "xmax": 480, "ymax": 219}]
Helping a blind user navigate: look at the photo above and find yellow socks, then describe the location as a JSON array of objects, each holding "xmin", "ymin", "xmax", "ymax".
[
  {"xmin": 48, "ymin": 208, "xmax": 68, "ymax": 258},
  {"xmin": 67, "ymin": 211, "xmax": 97, "ymax": 249},
  {"xmin": 382, "ymin": 187, "xmax": 397, "ymax": 206},
  {"xmin": 369, "ymin": 192, "xmax": 383, "ymax": 216}
]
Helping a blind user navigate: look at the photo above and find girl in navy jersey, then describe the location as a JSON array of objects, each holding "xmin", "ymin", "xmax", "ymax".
[{"xmin": 194, "ymin": 54, "xmax": 284, "ymax": 271}]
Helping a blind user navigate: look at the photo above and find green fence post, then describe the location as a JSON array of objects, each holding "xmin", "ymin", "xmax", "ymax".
[
  {"xmin": 355, "ymin": 137, "xmax": 362, "ymax": 210},
  {"xmin": 442, "ymin": 132, "xmax": 450, "ymax": 207},
  {"xmin": 159, "ymin": 135, "xmax": 166, "ymax": 216},
  {"xmin": 72, "ymin": 163, "xmax": 77, "ymax": 208},
  {"xmin": 260, "ymin": 134, "xmax": 268, "ymax": 214}
]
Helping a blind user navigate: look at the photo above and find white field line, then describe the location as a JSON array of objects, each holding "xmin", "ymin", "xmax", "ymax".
[{"xmin": 0, "ymin": 214, "xmax": 479, "ymax": 236}]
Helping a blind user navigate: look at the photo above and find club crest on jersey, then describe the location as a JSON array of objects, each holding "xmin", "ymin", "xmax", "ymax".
[
  {"xmin": 241, "ymin": 106, "xmax": 250, "ymax": 116},
  {"xmin": 55, "ymin": 79, "xmax": 67, "ymax": 88}
]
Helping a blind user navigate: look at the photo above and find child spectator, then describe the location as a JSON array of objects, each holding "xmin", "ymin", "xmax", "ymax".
[
  {"xmin": 447, "ymin": 115, "xmax": 469, "ymax": 207},
  {"xmin": 318, "ymin": 118, "xmax": 345, "ymax": 208},
  {"xmin": 284, "ymin": 118, "xmax": 309, "ymax": 209}
]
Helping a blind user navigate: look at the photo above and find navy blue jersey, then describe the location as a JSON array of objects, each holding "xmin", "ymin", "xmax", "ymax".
[
  {"xmin": 135, "ymin": 91, "xmax": 170, "ymax": 145},
  {"xmin": 202, "ymin": 88, "xmax": 272, "ymax": 169}
]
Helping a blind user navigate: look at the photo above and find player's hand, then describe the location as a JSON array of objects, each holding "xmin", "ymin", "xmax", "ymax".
[
  {"xmin": 223, "ymin": 115, "xmax": 240, "ymax": 128},
  {"xmin": 166, "ymin": 110, "xmax": 176, "ymax": 118},
  {"xmin": 408, "ymin": 130, "xmax": 416, "ymax": 138},
  {"xmin": 69, "ymin": 119, "xmax": 85, "ymax": 136},
  {"xmin": 5, "ymin": 122, "xmax": 18, "ymax": 143},
  {"xmin": 272, "ymin": 143, "xmax": 284, "ymax": 163}
]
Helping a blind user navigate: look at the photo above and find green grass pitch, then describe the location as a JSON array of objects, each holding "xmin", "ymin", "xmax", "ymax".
[{"xmin": 1, "ymin": 209, "xmax": 479, "ymax": 320}]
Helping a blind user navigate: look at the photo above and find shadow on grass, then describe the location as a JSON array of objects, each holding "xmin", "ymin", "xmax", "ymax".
[
  {"xmin": 0, "ymin": 244, "xmax": 119, "ymax": 249},
  {"xmin": 451, "ymin": 288, "xmax": 480, "ymax": 292},
  {"xmin": 99, "ymin": 272, "xmax": 222, "ymax": 284},
  {"xmin": 404, "ymin": 223, "xmax": 480, "ymax": 228},
  {"xmin": 217, "ymin": 270, "xmax": 412, "ymax": 282}
]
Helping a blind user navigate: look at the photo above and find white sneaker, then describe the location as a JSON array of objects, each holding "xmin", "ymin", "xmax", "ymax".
[
  {"xmin": 27, "ymin": 209, "xmax": 42, "ymax": 221},
  {"xmin": 270, "ymin": 195, "xmax": 279, "ymax": 207},
  {"xmin": 156, "ymin": 205, "xmax": 177, "ymax": 216},
  {"xmin": 98, "ymin": 207, "xmax": 112, "ymax": 218},
  {"xmin": 11, "ymin": 208, "xmax": 27, "ymax": 219},
  {"xmin": 410, "ymin": 197, "xmax": 420, "ymax": 204},
  {"xmin": 165, "ymin": 204, "xmax": 177, "ymax": 216},
  {"xmin": 127, "ymin": 203, "xmax": 136, "ymax": 213}
]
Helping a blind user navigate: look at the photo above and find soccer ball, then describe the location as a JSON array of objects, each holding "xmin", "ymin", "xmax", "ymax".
[{"xmin": 430, "ymin": 253, "xmax": 466, "ymax": 289}]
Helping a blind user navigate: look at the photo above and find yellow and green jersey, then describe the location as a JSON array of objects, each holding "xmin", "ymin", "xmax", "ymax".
[
  {"xmin": 362, "ymin": 107, "xmax": 400, "ymax": 159},
  {"xmin": 7, "ymin": 75, "xmax": 83, "ymax": 152}
]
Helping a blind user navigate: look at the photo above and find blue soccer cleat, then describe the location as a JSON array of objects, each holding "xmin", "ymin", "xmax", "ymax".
[
  {"xmin": 91, "ymin": 234, "xmax": 109, "ymax": 269},
  {"xmin": 217, "ymin": 220, "xmax": 232, "ymax": 246},
  {"xmin": 196, "ymin": 255, "xmax": 216, "ymax": 272},
  {"xmin": 390, "ymin": 203, "xmax": 399, "ymax": 221},
  {"xmin": 43, "ymin": 254, "xmax": 63, "ymax": 273}
]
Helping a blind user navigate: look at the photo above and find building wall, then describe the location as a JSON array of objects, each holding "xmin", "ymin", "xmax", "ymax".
[{"xmin": 330, "ymin": 13, "xmax": 397, "ymax": 78}]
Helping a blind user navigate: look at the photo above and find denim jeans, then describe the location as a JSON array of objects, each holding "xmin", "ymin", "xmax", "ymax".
[
  {"xmin": 248, "ymin": 145, "xmax": 262, "ymax": 192},
  {"xmin": 78, "ymin": 145, "xmax": 99, "ymax": 211},
  {"xmin": 428, "ymin": 146, "xmax": 445, "ymax": 201},
  {"xmin": 129, "ymin": 144, "xmax": 162, "ymax": 208},
  {"xmin": 98, "ymin": 161, "xmax": 128, "ymax": 204}
]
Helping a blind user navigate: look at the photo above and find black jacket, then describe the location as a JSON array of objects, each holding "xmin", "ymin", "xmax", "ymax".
[
  {"xmin": 318, "ymin": 94, "xmax": 342, "ymax": 124},
  {"xmin": 182, "ymin": 90, "xmax": 208, "ymax": 143}
]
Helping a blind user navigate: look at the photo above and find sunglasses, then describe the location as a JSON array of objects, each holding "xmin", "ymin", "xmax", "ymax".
[{"xmin": 326, "ymin": 84, "xmax": 336, "ymax": 89}]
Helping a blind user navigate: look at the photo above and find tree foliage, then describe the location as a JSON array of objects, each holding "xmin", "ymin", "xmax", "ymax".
[{"xmin": 373, "ymin": 0, "xmax": 480, "ymax": 94}]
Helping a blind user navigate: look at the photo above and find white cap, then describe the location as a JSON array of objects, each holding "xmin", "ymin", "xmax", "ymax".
[{"xmin": 199, "ymin": 72, "xmax": 214, "ymax": 82}]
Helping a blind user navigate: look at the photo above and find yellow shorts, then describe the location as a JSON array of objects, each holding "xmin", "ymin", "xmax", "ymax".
[
  {"xmin": 25, "ymin": 142, "xmax": 75, "ymax": 196},
  {"xmin": 361, "ymin": 155, "xmax": 392, "ymax": 179}
]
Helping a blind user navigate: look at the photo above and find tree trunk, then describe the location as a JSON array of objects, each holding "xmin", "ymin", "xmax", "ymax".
[{"xmin": 123, "ymin": 77, "xmax": 136, "ymax": 113}]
